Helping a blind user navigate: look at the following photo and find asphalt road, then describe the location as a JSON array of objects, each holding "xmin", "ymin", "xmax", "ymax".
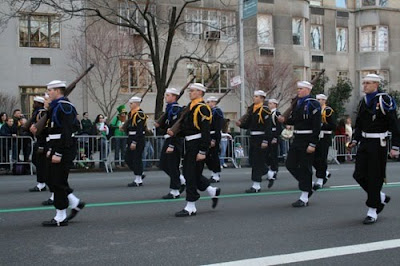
[{"xmin": 1, "ymin": 162, "xmax": 400, "ymax": 265}]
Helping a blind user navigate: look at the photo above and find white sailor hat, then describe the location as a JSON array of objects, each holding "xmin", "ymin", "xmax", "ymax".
[
  {"xmin": 362, "ymin": 74, "xmax": 381, "ymax": 83},
  {"xmin": 33, "ymin": 96, "xmax": 45, "ymax": 104},
  {"xmin": 189, "ymin": 83, "xmax": 206, "ymax": 92},
  {"xmin": 316, "ymin": 94, "xmax": 328, "ymax": 100},
  {"xmin": 47, "ymin": 80, "xmax": 67, "ymax": 89},
  {"xmin": 129, "ymin": 96, "xmax": 142, "ymax": 103},
  {"xmin": 297, "ymin": 81, "xmax": 313, "ymax": 90},
  {"xmin": 165, "ymin": 88, "xmax": 179, "ymax": 95},
  {"xmin": 268, "ymin": 98, "xmax": 279, "ymax": 104},
  {"xmin": 254, "ymin": 90, "xmax": 267, "ymax": 97},
  {"xmin": 206, "ymin": 96, "xmax": 218, "ymax": 102}
]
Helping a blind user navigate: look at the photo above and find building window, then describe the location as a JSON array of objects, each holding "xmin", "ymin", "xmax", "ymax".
[
  {"xmin": 336, "ymin": 27, "xmax": 348, "ymax": 52},
  {"xmin": 361, "ymin": 0, "xmax": 388, "ymax": 6},
  {"xmin": 293, "ymin": 67, "xmax": 306, "ymax": 81},
  {"xmin": 360, "ymin": 26, "xmax": 388, "ymax": 52},
  {"xmin": 257, "ymin": 14, "xmax": 273, "ymax": 47},
  {"xmin": 186, "ymin": 63, "xmax": 235, "ymax": 93},
  {"xmin": 310, "ymin": 25, "xmax": 323, "ymax": 50},
  {"xmin": 185, "ymin": 8, "xmax": 236, "ymax": 40},
  {"xmin": 310, "ymin": 0, "xmax": 323, "ymax": 6},
  {"xmin": 336, "ymin": 0, "xmax": 347, "ymax": 8},
  {"xmin": 119, "ymin": 3, "xmax": 154, "ymax": 35},
  {"xmin": 120, "ymin": 60, "xmax": 153, "ymax": 93},
  {"xmin": 292, "ymin": 18, "xmax": 304, "ymax": 45},
  {"xmin": 19, "ymin": 14, "xmax": 60, "ymax": 48}
]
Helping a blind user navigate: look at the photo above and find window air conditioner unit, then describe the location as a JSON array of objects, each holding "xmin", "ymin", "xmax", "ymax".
[
  {"xmin": 204, "ymin": 31, "xmax": 221, "ymax": 40},
  {"xmin": 259, "ymin": 48, "xmax": 274, "ymax": 56}
]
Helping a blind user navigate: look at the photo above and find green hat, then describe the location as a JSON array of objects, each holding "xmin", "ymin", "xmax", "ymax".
[
  {"xmin": 117, "ymin": 105, "xmax": 127, "ymax": 114},
  {"xmin": 235, "ymin": 142, "xmax": 241, "ymax": 147}
]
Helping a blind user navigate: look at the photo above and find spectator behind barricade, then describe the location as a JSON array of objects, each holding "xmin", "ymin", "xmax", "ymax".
[
  {"xmin": 143, "ymin": 132, "xmax": 154, "ymax": 169},
  {"xmin": 280, "ymin": 125, "xmax": 293, "ymax": 158},
  {"xmin": 19, "ymin": 118, "xmax": 32, "ymax": 162},
  {"xmin": 0, "ymin": 112, "xmax": 7, "ymax": 129},
  {"xmin": 234, "ymin": 142, "xmax": 245, "ymax": 168},
  {"xmin": 335, "ymin": 118, "xmax": 346, "ymax": 163},
  {"xmin": 220, "ymin": 118, "xmax": 232, "ymax": 168},
  {"xmin": 344, "ymin": 115, "xmax": 353, "ymax": 161},
  {"xmin": 11, "ymin": 110, "xmax": 21, "ymax": 161},
  {"xmin": 0, "ymin": 117, "xmax": 17, "ymax": 170},
  {"xmin": 110, "ymin": 105, "xmax": 127, "ymax": 168},
  {"xmin": 95, "ymin": 114, "xmax": 109, "ymax": 168},
  {"xmin": 81, "ymin": 112, "xmax": 94, "ymax": 135}
]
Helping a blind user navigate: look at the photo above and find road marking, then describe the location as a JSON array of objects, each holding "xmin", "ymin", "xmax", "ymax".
[
  {"xmin": 330, "ymin": 182, "xmax": 400, "ymax": 188},
  {"xmin": 205, "ymin": 239, "xmax": 400, "ymax": 266},
  {"xmin": 1, "ymin": 183, "xmax": 400, "ymax": 214}
]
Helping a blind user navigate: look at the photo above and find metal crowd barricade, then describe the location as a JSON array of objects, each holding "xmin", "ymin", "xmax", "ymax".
[
  {"xmin": 0, "ymin": 136, "xmax": 34, "ymax": 175},
  {"xmin": 107, "ymin": 135, "xmax": 165, "ymax": 173},
  {"xmin": 74, "ymin": 135, "xmax": 110, "ymax": 173},
  {"xmin": 219, "ymin": 137, "xmax": 237, "ymax": 168}
]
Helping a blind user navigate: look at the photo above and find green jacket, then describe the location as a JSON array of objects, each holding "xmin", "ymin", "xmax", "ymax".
[{"xmin": 110, "ymin": 116, "xmax": 126, "ymax": 136}]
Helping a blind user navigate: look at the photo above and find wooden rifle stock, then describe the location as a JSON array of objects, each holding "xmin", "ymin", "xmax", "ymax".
[
  {"xmin": 34, "ymin": 64, "xmax": 95, "ymax": 135},
  {"xmin": 155, "ymin": 74, "xmax": 196, "ymax": 126},
  {"xmin": 169, "ymin": 73, "xmax": 220, "ymax": 135},
  {"xmin": 281, "ymin": 69, "xmax": 326, "ymax": 120}
]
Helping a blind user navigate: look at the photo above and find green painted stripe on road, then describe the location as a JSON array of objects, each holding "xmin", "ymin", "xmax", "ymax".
[{"xmin": 1, "ymin": 183, "xmax": 400, "ymax": 214}]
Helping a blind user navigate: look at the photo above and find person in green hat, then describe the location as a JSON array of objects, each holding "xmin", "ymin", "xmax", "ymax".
[{"xmin": 110, "ymin": 105, "xmax": 127, "ymax": 167}]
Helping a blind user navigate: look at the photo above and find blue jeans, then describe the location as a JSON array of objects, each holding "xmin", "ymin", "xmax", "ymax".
[{"xmin": 220, "ymin": 139, "xmax": 228, "ymax": 165}]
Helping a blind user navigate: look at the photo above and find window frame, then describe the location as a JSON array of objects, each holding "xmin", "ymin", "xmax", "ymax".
[
  {"xmin": 186, "ymin": 63, "xmax": 235, "ymax": 93},
  {"xmin": 359, "ymin": 25, "xmax": 389, "ymax": 52},
  {"xmin": 310, "ymin": 24, "xmax": 323, "ymax": 51},
  {"xmin": 19, "ymin": 13, "xmax": 60, "ymax": 48},
  {"xmin": 336, "ymin": 27, "xmax": 348, "ymax": 52},
  {"xmin": 257, "ymin": 14, "xmax": 274, "ymax": 48},
  {"xmin": 292, "ymin": 17, "xmax": 305, "ymax": 46}
]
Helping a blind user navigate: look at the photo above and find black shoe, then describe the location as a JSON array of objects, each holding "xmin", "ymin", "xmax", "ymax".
[
  {"xmin": 209, "ymin": 178, "xmax": 220, "ymax": 183},
  {"xmin": 323, "ymin": 172, "xmax": 331, "ymax": 185},
  {"xmin": 267, "ymin": 179, "xmax": 275, "ymax": 189},
  {"xmin": 127, "ymin": 182, "xmax": 142, "ymax": 187},
  {"xmin": 312, "ymin": 183, "xmax": 322, "ymax": 191},
  {"xmin": 42, "ymin": 218, "xmax": 68, "ymax": 227},
  {"xmin": 245, "ymin": 187, "xmax": 260, "ymax": 193},
  {"xmin": 212, "ymin": 188, "xmax": 221, "ymax": 209},
  {"xmin": 179, "ymin": 184, "xmax": 186, "ymax": 194},
  {"xmin": 66, "ymin": 201, "xmax": 86, "ymax": 221},
  {"xmin": 292, "ymin": 199, "xmax": 308, "ymax": 207},
  {"xmin": 377, "ymin": 196, "xmax": 391, "ymax": 214},
  {"xmin": 42, "ymin": 199, "xmax": 54, "ymax": 206},
  {"xmin": 175, "ymin": 209, "xmax": 196, "ymax": 217},
  {"xmin": 363, "ymin": 216, "xmax": 377, "ymax": 225},
  {"xmin": 142, "ymin": 174, "xmax": 146, "ymax": 180},
  {"xmin": 29, "ymin": 186, "xmax": 47, "ymax": 192},
  {"xmin": 162, "ymin": 193, "xmax": 180, "ymax": 200}
]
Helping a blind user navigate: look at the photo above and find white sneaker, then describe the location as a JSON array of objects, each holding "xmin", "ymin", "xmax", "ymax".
[{"xmin": 223, "ymin": 163, "xmax": 228, "ymax": 168}]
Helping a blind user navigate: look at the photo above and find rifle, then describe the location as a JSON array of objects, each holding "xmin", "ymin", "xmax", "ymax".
[
  {"xmin": 281, "ymin": 69, "xmax": 326, "ymax": 120},
  {"xmin": 168, "ymin": 73, "xmax": 220, "ymax": 135},
  {"xmin": 33, "ymin": 64, "xmax": 95, "ymax": 135},
  {"xmin": 155, "ymin": 72, "xmax": 196, "ymax": 126},
  {"xmin": 216, "ymin": 87, "xmax": 232, "ymax": 105}
]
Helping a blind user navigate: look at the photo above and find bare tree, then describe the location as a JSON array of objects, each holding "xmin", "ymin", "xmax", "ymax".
[
  {"xmin": 68, "ymin": 23, "xmax": 137, "ymax": 122},
  {"xmin": 0, "ymin": 91, "xmax": 20, "ymax": 116},
  {"xmin": 244, "ymin": 56, "xmax": 297, "ymax": 107},
  {"xmin": 2, "ymin": 0, "xmax": 238, "ymax": 118}
]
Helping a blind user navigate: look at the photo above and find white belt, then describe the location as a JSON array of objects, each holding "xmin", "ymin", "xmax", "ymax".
[
  {"xmin": 185, "ymin": 133, "xmax": 201, "ymax": 141},
  {"xmin": 294, "ymin": 130, "xmax": 313, "ymax": 134},
  {"xmin": 48, "ymin": 134, "xmax": 61, "ymax": 140},
  {"xmin": 250, "ymin": 131, "xmax": 264, "ymax": 136},
  {"xmin": 319, "ymin": 130, "xmax": 332, "ymax": 138},
  {"xmin": 164, "ymin": 134, "xmax": 171, "ymax": 139},
  {"xmin": 210, "ymin": 131, "xmax": 216, "ymax": 134},
  {"xmin": 128, "ymin": 131, "xmax": 145, "ymax": 135},
  {"xmin": 272, "ymin": 128, "xmax": 277, "ymax": 132},
  {"xmin": 361, "ymin": 131, "xmax": 388, "ymax": 138}
]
